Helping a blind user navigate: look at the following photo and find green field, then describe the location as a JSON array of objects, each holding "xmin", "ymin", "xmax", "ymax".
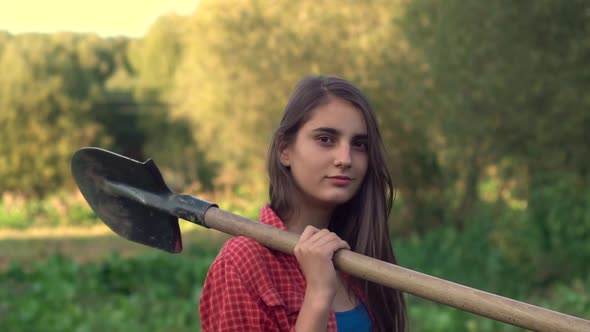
[
  {"xmin": 0, "ymin": 228, "xmax": 227, "ymax": 332},
  {"xmin": 2, "ymin": 222, "xmax": 588, "ymax": 332}
]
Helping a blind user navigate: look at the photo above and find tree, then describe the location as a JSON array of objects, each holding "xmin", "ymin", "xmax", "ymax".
[
  {"xmin": 171, "ymin": 0, "xmax": 409, "ymax": 199},
  {"xmin": 400, "ymin": 0, "xmax": 590, "ymax": 277},
  {"xmin": 0, "ymin": 33, "xmax": 115, "ymax": 196}
]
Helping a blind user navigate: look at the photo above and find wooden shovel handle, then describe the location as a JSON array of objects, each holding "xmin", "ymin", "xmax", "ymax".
[{"xmin": 203, "ymin": 207, "xmax": 590, "ymax": 332}]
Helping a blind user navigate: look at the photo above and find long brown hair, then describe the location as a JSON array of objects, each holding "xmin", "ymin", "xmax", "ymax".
[{"xmin": 267, "ymin": 76, "xmax": 407, "ymax": 331}]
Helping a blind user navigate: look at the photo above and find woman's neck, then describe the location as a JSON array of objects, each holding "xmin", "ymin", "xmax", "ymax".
[{"xmin": 285, "ymin": 203, "xmax": 333, "ymax": 234}]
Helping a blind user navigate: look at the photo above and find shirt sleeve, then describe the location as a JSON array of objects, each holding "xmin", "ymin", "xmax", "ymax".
[{"xmin": 200, "ymin": 257, "xmax": 291, "ymax": 332}]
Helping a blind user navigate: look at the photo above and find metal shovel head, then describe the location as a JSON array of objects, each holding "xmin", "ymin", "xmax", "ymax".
[{"xmin": 71, "ymin": 147, "xmax": 182, "ymax": 253}]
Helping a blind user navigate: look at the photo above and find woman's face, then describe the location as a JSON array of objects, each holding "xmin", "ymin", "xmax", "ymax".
[{"xmin": 280, "ymin": 97, "xmax": 369, "ymax": 209}]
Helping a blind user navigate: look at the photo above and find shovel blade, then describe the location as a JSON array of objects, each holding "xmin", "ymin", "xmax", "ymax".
[{"xmin": 71, "ymin": 147, "xmax": 182, "ymax": 253}]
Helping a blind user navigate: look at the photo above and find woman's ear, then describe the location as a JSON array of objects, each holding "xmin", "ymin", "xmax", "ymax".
[{"xmin": 278, "ymin": 141, "xmax": 291, "ymax": 167}]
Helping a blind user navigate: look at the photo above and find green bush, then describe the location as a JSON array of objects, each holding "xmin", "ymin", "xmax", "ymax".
[
  {"xmin": 0, "ymin": 244, "xmax": 218, "ymax": 332},
  {"xmin": 0, "ymin": 193, "xmax": 101, "ymax": 229},
  {"xmin": 395, "ymin": 205, "xmax": 590, "ymax": 331},
  {"xmin": 0, "ymin": 203, "xmax": 29, "ymax": 229},
  {"xmin": 396, "ymin": 209, "xmax": 531, "ymax": 298},
  {"xmin": 494, "ymin": 175, "xmax": 590, "ymax": 286}
]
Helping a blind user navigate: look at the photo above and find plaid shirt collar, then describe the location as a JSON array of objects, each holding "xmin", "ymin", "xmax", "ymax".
[{"xmin": 259, "ymin": 204, "xmax": 288, "ymax": 230}]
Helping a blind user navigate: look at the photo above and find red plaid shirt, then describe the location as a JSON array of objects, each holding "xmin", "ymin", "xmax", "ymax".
[{"xmin": 199, "ymin": 205, "xmax": 373, "ymax": 331}]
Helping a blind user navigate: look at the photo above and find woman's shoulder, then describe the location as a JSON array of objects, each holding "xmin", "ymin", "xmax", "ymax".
[
  {"xmin": 220, "ymin": 235, "xmax": 268, "ymax": 254},
  {"xmin": 207, "ymin": 236, "xmax": 293, "ymax": 292},
  {"xmin": 213, "ymin": 236, "xmax": 276, "ymax": 270}
]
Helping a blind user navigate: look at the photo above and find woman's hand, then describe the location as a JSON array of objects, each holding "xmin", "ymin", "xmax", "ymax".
[
  {"xmin": 294, "ymin": 226, "xmax": 350, "ymax": 304},
  {"xmin": 293, "ymin": 226, "xmax": 350, "ymax": 331}
]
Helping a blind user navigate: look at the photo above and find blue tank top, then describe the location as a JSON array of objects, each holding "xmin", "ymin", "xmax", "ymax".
[{"xmin": 335, "ymin": 302, "xmax": 372, "ymax": 332}]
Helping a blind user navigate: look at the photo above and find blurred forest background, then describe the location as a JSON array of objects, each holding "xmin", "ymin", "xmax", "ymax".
[{"xmin": 1, "ymin": 0, "xmax": 589, "ymax": 331}]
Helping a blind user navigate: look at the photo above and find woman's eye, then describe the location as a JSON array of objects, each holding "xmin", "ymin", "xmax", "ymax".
[
  {"xmin": 317, "ymin": 136, "xmax": 334, "ymax": 144},
  {"xmin": 353, "ymin": 141, "xmax": 368, "ymax": 151}
]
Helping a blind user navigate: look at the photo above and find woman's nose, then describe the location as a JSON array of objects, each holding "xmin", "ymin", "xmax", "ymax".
[{"xmin": 333, "ymin": 144, "xmax": 352, "ymax": 168}]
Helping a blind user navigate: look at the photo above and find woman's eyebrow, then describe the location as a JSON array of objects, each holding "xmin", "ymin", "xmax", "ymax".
[
  {"xmin": 311, "ymin": 127, "xmax": 368, "ymax": 139},
  {"xmin": 312, "ymin": 127, "xmax": 341, "ymax": 135}
]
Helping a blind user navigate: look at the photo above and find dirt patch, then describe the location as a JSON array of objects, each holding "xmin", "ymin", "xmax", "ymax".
[
  {"xmin": 0, "ymin": 226, "xmax": 228, "ymax": 271},
  {"xmin": 0, "ymin": 224, "xmax": 113, "ymax": 239}
]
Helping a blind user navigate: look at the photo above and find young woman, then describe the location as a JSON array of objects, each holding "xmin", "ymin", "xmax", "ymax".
[{"xmin": 200, "ymin": 76, "xmax": 407, "ymax": 331}]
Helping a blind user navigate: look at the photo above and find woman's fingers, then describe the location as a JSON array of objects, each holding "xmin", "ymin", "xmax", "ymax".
[
  {"xmin": 298, "ymin": 225, "xmax": 320, "ymax": 242},
  {"xmin": 294, "ymin": 226, "xmax": 351, "ymax": 294},
  {"xmin": 311, "ymin": 232, "xmax": 349, "ymax": 251},
  {"xmin": 295, "ymin": 226, "xmax": 350, "ymax": 257}
]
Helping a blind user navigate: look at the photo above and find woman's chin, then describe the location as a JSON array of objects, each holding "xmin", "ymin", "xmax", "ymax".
[
  {"xmin": 297, "ymin": 188, "xmax": 357, "ymax": 209},
  {"xmin": 318, "ymin": 193, "xmax": 355, "ymax": 207}
]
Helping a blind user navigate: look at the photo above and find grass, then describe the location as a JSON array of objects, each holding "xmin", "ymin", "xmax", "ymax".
[
  {"xmin": 0, "ymin": 225, "xmax": 228, "ymax": 332},
  {"xmin": 2, "ymin": 221, "xmax": 588, "ymax": 331},
  {"xmin": 0, "ymin": 244, "xmax": 222, "ymax": 332}
]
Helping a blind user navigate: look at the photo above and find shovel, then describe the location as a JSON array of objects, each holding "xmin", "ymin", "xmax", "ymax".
[{"xmin": 71, "ymin": 147, "xmax": 589, "ymax": 332}]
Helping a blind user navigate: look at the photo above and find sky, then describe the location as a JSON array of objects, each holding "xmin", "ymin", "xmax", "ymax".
[{"xmin": 0, "ymin": 0, "xmax": 200, "ymax": 37}]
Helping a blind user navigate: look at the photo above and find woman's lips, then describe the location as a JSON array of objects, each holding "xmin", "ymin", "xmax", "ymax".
[{"xmin": 327, "ymin": 176, "xmax": 352, "ymax": 186}]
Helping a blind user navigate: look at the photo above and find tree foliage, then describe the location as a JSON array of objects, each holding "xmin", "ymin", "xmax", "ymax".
[
  {"xmin": 169, "ymin": 0, "xmax": 411, "ymax": 198},
  {"xmin": 0, "ymin": 33, "xmax": 115, "ymax": 196},
  {"xmin": 1, "ymin": 0, "xmax": 590, "ymax": 238}
]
